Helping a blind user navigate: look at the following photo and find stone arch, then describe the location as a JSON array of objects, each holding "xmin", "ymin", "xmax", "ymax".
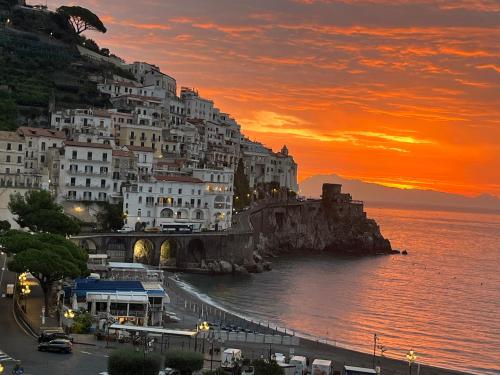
[
  {"xmin": 160, "ymin": 208, "xmax": 174, "ymax": 218},
  {"xmin": 133, "ymin": 239, "xmax": 155, "ymax": 265},
  {"xmin": 160, "ymin": 239, "xmax": 178, "ymax": 267},
  {"xmin": 187, "ymin": 238, "xmax": 205, "ymax": 264},
  {"xmin": 191, "ymin": 209, "xmax": 204, "ymax": 220},
  {"xmin": 214, "ymin": 195, "xmax": 225, "ymax": 209},
  {"xmin": 79, "ymin": 239, "xmax": 98, "ymax": 254}
]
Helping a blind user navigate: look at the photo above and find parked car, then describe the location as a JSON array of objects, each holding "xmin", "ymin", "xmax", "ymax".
[
  {"xmin": 38, "ymin": 331, "xmax": 74, "ymax": 343},
  {"xmin": 38, "ymin": 339, "xmax": 73, "ymax": 353},
  {"xmin": 117, "ymin": 225, "xmax": 134, "ymax": 233},
  {"xmin": 158, "ymin": 368, "xmax": 180, "ymax": 375}
]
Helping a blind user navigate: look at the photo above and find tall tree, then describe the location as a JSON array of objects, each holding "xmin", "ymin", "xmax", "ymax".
[
  {"xmin": 56, "ymin": 5, "xmax": 107, "ymax": 35},
  {"xmin": 234, "ymin": 158, "xmax": 251, "ymax": 210},
  {"xmin": 9, "ymin": 190, "xmax": 80, "ymax": 235},
  {"xmin": 96, "ymin": 202, "xmax": 124, "ymax": 231},
  {"xmin": 0, "ymin": 231, "xmax": 88, "ymax": 310}
]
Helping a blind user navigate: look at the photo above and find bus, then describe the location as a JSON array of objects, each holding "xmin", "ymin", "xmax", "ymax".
[{"xmin": 160, "ymin": 224, "xmax": 193, "ymax": 233}]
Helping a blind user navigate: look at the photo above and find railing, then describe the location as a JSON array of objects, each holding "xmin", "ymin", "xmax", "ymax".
[
  {"xmin": 67, "ymin": 170, "xmax": 109, "ymax": 177},
  {"xmin": 65, "ymin": 183, "xmax": 110, "ymax": 189}
]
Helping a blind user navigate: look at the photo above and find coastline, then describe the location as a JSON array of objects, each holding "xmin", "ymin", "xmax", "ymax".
[{"xmin": 164, "ymin": 273, "xmax": 471, "ymax": 375}]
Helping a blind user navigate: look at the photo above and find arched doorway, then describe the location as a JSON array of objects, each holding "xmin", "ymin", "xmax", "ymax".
[
  {"xmin": 133, "ymin": 239, "xmax": 154, "ymax": 265},
  {"xmin": 160, "ymin": 239, "xmax": 178, "ymax": 267}
]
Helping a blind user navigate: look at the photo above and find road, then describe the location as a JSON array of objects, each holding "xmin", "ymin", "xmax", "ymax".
[{"xmin": 0, "ymin": 252, "xmax": 110, "ymax": 375}]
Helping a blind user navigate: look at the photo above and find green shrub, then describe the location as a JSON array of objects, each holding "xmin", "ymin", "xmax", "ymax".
[
  {"xmin": 0, "ymin": 220, "xmax": 11, "ymax": 232},
  {"xmin": 164, "ymin": 350, "xmax": 204, "ymax": 375},
  {"xmin": 71, "ymin": 310, "xmax": 93, "ymax": 333},
  {"xmin": 252, "ymin": 359, "xmax": 283, "ymax": 375},
  {"xmin": 108, "ymin": 348, "xmax": 162, "ymax": 375}
]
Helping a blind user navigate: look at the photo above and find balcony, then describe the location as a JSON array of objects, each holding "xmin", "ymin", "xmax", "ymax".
[
  {"xmin": 65, "ymin": 183, "xmax": 111, "ymax": 189},
  {"xmin": 66, "ymin": 196, "xmax": 108, "ymax": 202},
  {"xmin": 68, "ymin": 170, "xmax": 109, "ymax": 177}
]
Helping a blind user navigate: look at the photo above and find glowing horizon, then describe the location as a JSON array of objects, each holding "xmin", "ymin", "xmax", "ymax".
[{"xmin": 47, "ymin": 0, "xmax": 500, "ymax": 197}]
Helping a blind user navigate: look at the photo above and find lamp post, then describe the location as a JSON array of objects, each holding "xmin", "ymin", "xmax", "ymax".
[
  {"xmin": 195, "ymin": 320, "xmax": 209, "ymax": 352},
  {"xmin": 406, "ymin": 349, "xmax": 417, "ymax": 375}
]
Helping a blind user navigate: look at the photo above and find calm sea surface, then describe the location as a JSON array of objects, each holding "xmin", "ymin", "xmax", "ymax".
[{"xmin": 181, "ymin": 207, "xmax": 500, "ymax": 374}]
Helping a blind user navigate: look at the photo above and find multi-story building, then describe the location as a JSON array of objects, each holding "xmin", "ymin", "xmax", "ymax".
[
  {"xmin": 51, "ymin": 108, "xmax": 113, "ymax": 144},
  {"xmin": 181, "ymin": 87, "xmax": 214, "ymax": 121},
  {"xmin": 17, "ymin": 127, "xmax": 65, "ymax": 177},
  {"xmin": 57, "ymin": 141, "xmax": 113, "ymax": 202},
  {"xmin": 241, "ymin": 140, "xmax": 298, "ymax": 192},
  {"xmin": 127, "ymin": 61, "xmax": 177, "ymax": 98},
  {"xmin": 123, "ymin": 168, "xmax": 233, "ymax": 231},
  {"xmin": 0, "ymin": 131, "xmax": 29, "ymax": 187},
  {"xmin": 110, "ymin": 149, "xmax": 137, "ymax": 203}
]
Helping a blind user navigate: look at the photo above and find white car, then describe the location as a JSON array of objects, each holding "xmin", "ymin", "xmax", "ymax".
[{"xmin": 117, "ymin": 225, "xmax": 134, "ymax": 233}]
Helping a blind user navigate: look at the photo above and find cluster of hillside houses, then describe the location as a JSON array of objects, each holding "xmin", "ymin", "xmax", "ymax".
[{"xmin": 0, "ymin": 59, "xmax": 298, "ymax": 231}]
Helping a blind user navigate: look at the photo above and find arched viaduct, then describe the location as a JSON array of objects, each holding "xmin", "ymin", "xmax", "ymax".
[{"xmin": 72, "ymin": 231, "xmax": 255, "ymax": 269}]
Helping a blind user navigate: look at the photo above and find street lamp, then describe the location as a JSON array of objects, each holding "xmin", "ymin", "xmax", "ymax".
[
  {"xmin": 195, "ymin": 321, "xmax": 209, "ymax": 352},
  {"xmin": 64, "ymin": 309, "xmax": 75, "ymax": 319},
  {"xmin": 406, "ymin": 349, "xmax": 417, "ymax": 375},
  {"xmin": 21, "ymin": 284, "xmax": 31, "ymax": 312}
]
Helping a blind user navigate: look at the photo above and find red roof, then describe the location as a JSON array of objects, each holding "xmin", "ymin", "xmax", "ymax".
[
  {"xmin": 154, "ymin": 175, "xmax": 203, "ymax": 184},
  {"xmin": 17, "ymin": 127, "xmax": 66, "ymax": 139},
  {"xmin": 65, "ymin": 141, "xmax": 112, "ymax": 149},
  {"xmin": 112, "ymin": 149, "xmax": 134, "ymax": 157},
  {"xmin": 126, "ymin": 145, "xmax": 154, "ymax": 153}
]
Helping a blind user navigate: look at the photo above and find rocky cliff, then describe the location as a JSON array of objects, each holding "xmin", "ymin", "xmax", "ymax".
[{"xmin": 249, "ymin": 184, "xmax": 394, "ymax": 255}]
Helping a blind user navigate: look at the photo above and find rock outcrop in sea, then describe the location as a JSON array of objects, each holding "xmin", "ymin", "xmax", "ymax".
[{"xmin": 248, "ymin": 183, "xmax": 393, "ymax": 255}]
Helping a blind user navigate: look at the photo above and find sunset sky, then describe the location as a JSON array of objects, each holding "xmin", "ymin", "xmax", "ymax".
[{"xmin": 48, "ymin": 0, "xmax": 500, "ymax": 196}]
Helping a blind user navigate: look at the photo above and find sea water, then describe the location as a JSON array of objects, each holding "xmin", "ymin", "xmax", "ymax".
[{"xmin": 181, "ymin": 207, "xmax": 500, "ymax": 374}]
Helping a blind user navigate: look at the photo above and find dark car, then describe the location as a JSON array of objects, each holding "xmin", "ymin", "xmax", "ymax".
[
  {"xmin": 38, "ymin": 332, "xmax": 74, "ymax": 343},
  {"xmin": 38, "ymin": 339, "xmax": 73, "ymax": 354}
]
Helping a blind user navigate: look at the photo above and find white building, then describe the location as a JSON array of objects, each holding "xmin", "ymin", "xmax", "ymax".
[
  {"xmin": 17, "ymin": 127, "xmax": 65, "ymax": 178},
  {"xmin": 57, "ymin": 141, "xmax": 113, "ymax": 202},
  {"xmin": 123, "ymin": 168, "xmax": 233, "ymax": 231},
  {"xmin": 0, "ymin": 131, "xmax": 28, "ymax": 187},
  {"xmin": 181, "ymin": 87, "xmax": 214, "ymax": 122},
  {"xmin": 51, "ymin": 108, "xmax": 113, "ymax": 144}
]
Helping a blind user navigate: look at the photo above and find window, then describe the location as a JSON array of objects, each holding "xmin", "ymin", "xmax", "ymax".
[
  {"xmin": 6, "ymin": 155, "xmax": 10, "ymax": 162},
  {"xmin": 100, "ymin": 179, "xmax": 106, "ymax": 188},
  {"xmin": 87, "ymin": 152, "xmax": 92, "ymax": 160},
  {"xmin": 70, "ymin": 178, "xmax": 75, "ymax": 186},
  {"xmin": 86, "ymin": 178, "xmax": 91, "ymax": 187},
  {"xmin": 178, "ymin": 188, "xmax": 182, "ymax": 194},
  {"xmin": 40, "ymin": 155, "xmax": 45, "ymax": 163},
  {"xmin": 18, "ymin": 144, "xmax": 22, "ymax": 151},
  {"xmin": 103, "ymin": 153, "xmax": 108, "ymax": 162},
  {"xmin": 41, "ymin": 142, "xmax": 46, "ymax": 151},
  {"xmin": 17, "ymin": 156, "xmax": 21, "ymax": 163},
  {"xmin": 6, "ymin": 143, "xmax": 11, "ymax": 150},
  {"xmin": 139, "ymin": 196, "xmax": 143, "ymax": 203},
  {"xmin": 28, "ymin": 141, "xmax": 32, "ymax": 147}
]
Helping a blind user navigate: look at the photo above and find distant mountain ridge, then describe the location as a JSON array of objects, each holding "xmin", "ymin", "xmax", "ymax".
[{"xmin": 300, "ymin": 174, "xmax": 500, "ymax": 213}]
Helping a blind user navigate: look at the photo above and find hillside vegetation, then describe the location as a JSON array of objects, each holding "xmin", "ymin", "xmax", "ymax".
[{"xmin": 0, "ymin": 1, "xmax": 133, "ymax": 130}]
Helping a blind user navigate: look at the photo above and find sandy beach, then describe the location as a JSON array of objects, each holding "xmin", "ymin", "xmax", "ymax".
[{"xmin": 162, "ymin": 273, "xmax": 470, "ymax": 375}]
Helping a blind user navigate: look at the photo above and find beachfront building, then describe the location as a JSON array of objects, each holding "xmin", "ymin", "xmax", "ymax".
[
  {"xmin": 72, "ymin": 278, "xmax": 169, "ymax": 326},
  {"xmin": 122, "ymin": 168, "xmax": 234, "ymax": 231}
]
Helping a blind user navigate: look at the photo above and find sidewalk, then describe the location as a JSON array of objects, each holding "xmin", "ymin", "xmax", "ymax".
[{"xmin": 21, "ymin": 283, "xmax": 58, "ymax": 331}]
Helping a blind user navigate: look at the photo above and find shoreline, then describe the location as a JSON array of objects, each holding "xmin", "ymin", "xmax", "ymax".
[{"xmin": 163, "ymin": 273, "xmax": 471, "ymax": 375}]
